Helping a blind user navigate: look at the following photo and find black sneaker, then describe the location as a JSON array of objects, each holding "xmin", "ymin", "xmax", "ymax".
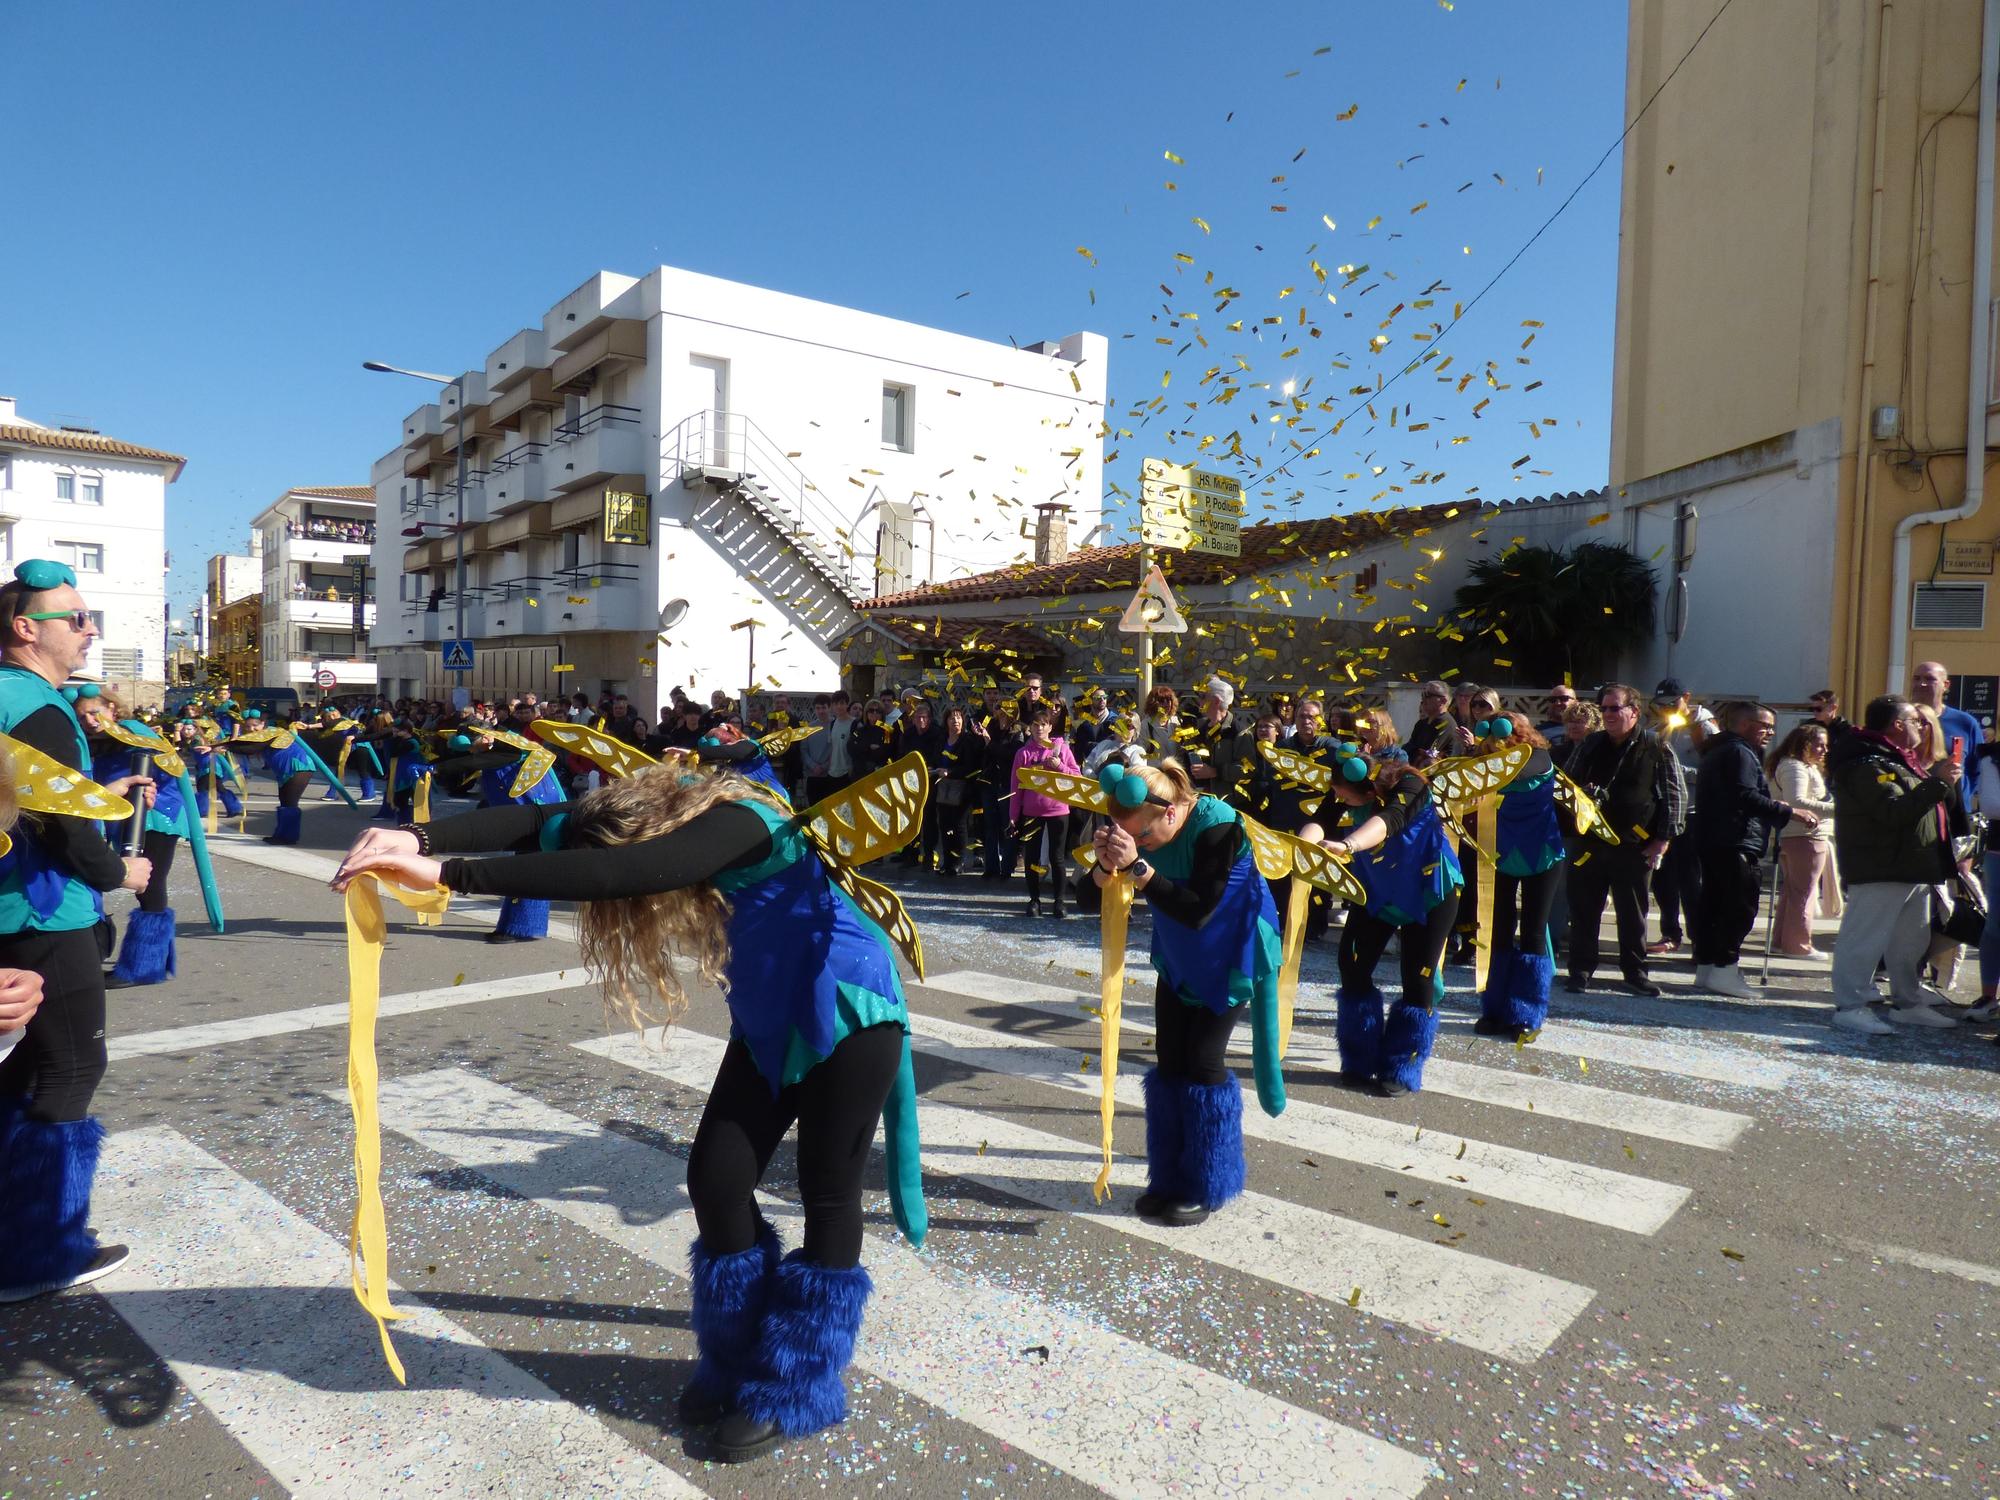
[
  {"xmin": 1156, "ymin": 1200, "xmax": 1211, "ymax": 1228},
  {"xmin": 1372, "ymin": 1078, "xmax": 1414, "ymax": 1099},
  {"xmin": 1621, "ymin": 976, "xmax": 1663, "ymax": 998},
  {"xmin": 1563, "ymin": 974, "xmax": 1591, "ymax": 994},
  {"xmin": 677, "ymin": 1384, "xmax": 727, "ymax": 1428},
  {"xmin": 708, "ymin": 1410, "xmax": 787, "ymax": 1464},
  {"xmin": 1133, "ymin": 1192, "xmax": 1171, "ymax": 1219},
  {"xmin": 1020, "ymin": 901, "xmax": 1043, "ymax": 919},
  {"xmin": 0, "ymin": 1242, "xmax": 130, "ymax": 1304},
  {"xmin": 1472, "ymin": 1016, "xmax": 1511, "ymax": 1036}
]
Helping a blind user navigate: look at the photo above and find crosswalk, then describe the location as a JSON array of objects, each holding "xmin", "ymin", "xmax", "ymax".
[{"xmin": 72, "ymin": 956, "xmax": 1818, "ymax": 1497}]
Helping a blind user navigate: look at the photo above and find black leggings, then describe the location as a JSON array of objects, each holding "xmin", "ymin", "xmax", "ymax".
[
  {"xmin": 685, "ymin": 1022, "xmax": 904, "ymax": 1268},
  {"xmin": 1021, "ymin": 817, "xmax": 1069, "ymax": 906},
  {"xmin": 1492, "ymin": 866, "xmax": 1558, "ymax": 957},
  {"xmin": 278, "ymin": 771, "xmax": 311, "ymax": 808},
  {"xmin": 1338, "ymin": 889, "xmax": 1462, "ymax": 1004},
  {"xmin": 0, "ymin": 926, "xmax": 109, "ymax": 1122},
  {"xmin": 1153, "ymin": 977, "xmax": 1242, "ymax": 1086},
  {"xmin": 138, "ymin": 830, "xmax": 178, "ymax": 914}
]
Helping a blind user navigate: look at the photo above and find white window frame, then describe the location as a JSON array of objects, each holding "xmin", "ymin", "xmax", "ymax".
[
  {"xmin": 78, "ymin": 474, "xmax": 103, "ymax": 506},
  {"xmin": 881, "ymin": 382, "xmax": 914, "ymax": 453},
  {"xmin": 54, "ymin": 471, "xmax": 75, "ymax": 502},
  {"xmin": 55, "ymin": 540, "xmax": 104, "ymax": 573}
]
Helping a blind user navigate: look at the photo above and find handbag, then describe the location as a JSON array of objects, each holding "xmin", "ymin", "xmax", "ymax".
[
  {"xmin": 934, "ymin": 775, "xmax": 969, "ymax": 811},
  {"xmin": 1934, "ymin": 869, "xmax": 1989, "ymax": 946}
]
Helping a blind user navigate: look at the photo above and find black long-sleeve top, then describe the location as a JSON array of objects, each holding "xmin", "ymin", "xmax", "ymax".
[
  {"xmin": 13, "ymin": 706, "xmax": 127, "ymax": 891},
  {"xmin": 427, "ymin": 799, "xmax": 773, "ymax": 901},
  {"xmin": 1139, "ymin": 818, "xmax": 1247, "ymax": 930}
]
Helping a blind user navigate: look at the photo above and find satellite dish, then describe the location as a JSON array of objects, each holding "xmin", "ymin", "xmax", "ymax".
[{"xmin": 658, "ymin": 599, "xmax": 690, "ymax": 632}]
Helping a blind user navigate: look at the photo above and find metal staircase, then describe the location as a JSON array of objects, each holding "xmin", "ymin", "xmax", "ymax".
[{"xmin": 664, "ymin": 410, "xmax": 871, "ymax": 608}]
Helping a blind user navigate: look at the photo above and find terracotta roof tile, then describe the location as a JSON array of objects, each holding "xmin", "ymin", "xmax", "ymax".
[
  {"xmin": 861, "ymin": 495, "xmax": 1592, "ymax": 610},
  {"xmin": 0, "ymin": 423, "xmax": 186, "ymax": 479}
]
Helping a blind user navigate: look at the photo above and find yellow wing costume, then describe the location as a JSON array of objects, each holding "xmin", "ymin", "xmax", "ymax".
[
  {"xmin": 796, "ymin": 752, "xmax": 929, "ymax": 978},
  {"xmin": 0, "ymin": 731, "xmax": 137, "ymax": 859},
  {"xmin": 1016, "ymin": 765, "xmax": 1365, "ymax": 1196},
  {"xmin": 528, "ymin": 718, "xmax": 659, "ymax": 780},
  {"xmin": 100, "ymin": 719, "xmax": 187, "ymax": 779},
  {"xmin": 758, "ymin": 722, "xmax": 822, "ymax": 760},
  {"xmin": 472, "ymin": 727, "xmax": 561, "ymax": 802}
]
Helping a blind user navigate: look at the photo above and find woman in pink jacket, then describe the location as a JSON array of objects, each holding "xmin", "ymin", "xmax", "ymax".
[{"xmin": 1010, "ymin": 707, "xmax": 1080, "ymax": 919}]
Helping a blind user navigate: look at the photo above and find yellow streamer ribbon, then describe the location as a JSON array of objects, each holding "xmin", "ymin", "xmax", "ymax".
[
  {"xmin": 1473, "ymin": 794, "xmax": 1499, "ymax": 994},
  {"xmin": 1278, "ymin": 877, "xmax": 1312, "ymax": 1059},
  {"xmin": 342, "ymin": 872, "xmax": 452, "ymax": 1386},
  {"xmin": 1094, "ymin": 875, "xmax": 1134, "ymax": 1202},
  {"xmin": 413, "ymin": 773, "xmax": 432, "ymax": 824},
  {"xmin": 336, "ymin": 737, "xmax": 353, "ymax": 782},
  {"xmin": 225, "ymin": 752, "xmax": 247, "ymax": 833},
  {"xmin": 205, "ymin": 766, "xmax": 218, "ymax": 835}
]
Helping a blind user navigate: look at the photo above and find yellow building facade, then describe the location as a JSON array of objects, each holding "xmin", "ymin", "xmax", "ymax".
[
  {"xmin": 214, "ymin": 595, "xmax": 262, "ymax": 692},
  {"xmin": 1612, "ymin": 0, "xmax": 1997, "ymax": 705}
]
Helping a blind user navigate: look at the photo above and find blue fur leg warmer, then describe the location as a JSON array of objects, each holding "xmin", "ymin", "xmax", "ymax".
[
  {"xmin": 739, "ymin": 1251, "xmax": 873, "ymax": 1438},
  {"xmin": 0, "ymin": 1116, "xmax": 105, "ymax": 1290},
  {"xmin": 1335, "ymin": 985, "xmax": 1386, "ymax": 1079},
  {"xmin": 686, "ymin": 1222, "xmax": 782, "ymax": 1410},
  {"xmin": 1478, "ymin": 946, "xmax": 1514, "ymax": 1026},
  {"xmin": 1380, "ymin": 999, "xmax": 1441, "ymax": 1094},
  {"xmin": 220, "ymin": 788, "xmax": 244, "ymax": 817},
  {"xmin": 358, "ymin": 775, "xmax": 378, "ymax": 800},
  {"xmin": 270, "ymin": 805, "xmax": 302, "ymax": 845},
  {"xmin": 1500, "ymin": 949, "xmax": 1554, "ymax": 1035},
  {"xmin": 1141, "ymin": 1067, "xmax": 1187, "ymax": 1201},
  {"xmin": 1179, "ymin": 1076, "xmax": 1247, "ymax": 1210},
  {"xmin": 113, "ymin": 907, "xmax": 177, "ymax": 985},
  {"xmin": 495, "ymin": 898, "xmax": 549, "ymax": 940}
]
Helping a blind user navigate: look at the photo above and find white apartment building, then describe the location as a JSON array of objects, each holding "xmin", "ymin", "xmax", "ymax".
[
  {"xmin": 368, "ymin": 266, "xmax": 1107, "ymax": 712},
  {"xmin": 201, "ymin": 534, "xmax": 262, "ymax": 656},
  {"xmin": 0, "ymin": 396, "xmax": 179, "ymax": 687},
  {"xmin": 252, "ymin": 486, "xmax": 377, "ymax": 692}
]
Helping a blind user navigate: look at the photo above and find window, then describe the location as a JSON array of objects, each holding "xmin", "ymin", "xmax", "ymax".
[
  {"xmin": 0, "ymin": 522, "xmax": 12, "ymax": 563},
  {"xmin": 54, "ymin": 472, "xmax": 74, "ymax": 501},
  {"xmin": 79, "ymin": 476, "xmax": 102, "ymax": 506},
  {"xmin": 881, "ymin": 383, "xmax": 913, "ymax": 452},
  {"xmin": 54, "ymin": 540, "xmax": 103, "ymax": 573}
]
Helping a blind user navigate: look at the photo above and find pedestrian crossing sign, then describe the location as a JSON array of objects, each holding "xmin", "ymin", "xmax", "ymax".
[{"xmin": 442, "ymin": 639, "xmax": 474, "ymax": 671}]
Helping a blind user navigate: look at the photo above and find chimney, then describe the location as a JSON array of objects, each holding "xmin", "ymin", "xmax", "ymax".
[
  {"xmin": 0, "ymin": 397, "xmax": 14, "ymax": 424},
  {"xmin": 1034, "ymin": 503, "xmax": 1070, "ymax": 567}
]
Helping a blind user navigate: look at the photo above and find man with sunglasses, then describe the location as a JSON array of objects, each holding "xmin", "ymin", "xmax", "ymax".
[{"xmin": 0, "ymin": 560, "xmax": 155, "ymax": 1302}]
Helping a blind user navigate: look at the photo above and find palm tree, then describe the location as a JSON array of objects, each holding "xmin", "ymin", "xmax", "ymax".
[{"xmin": 1449, "ymin": 540, "xmax": 1658, "ymax": 683}]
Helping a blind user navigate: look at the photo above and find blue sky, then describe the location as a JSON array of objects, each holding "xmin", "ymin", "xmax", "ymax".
[{"xmin": 2, "ymin": 1, "xmax": 1627, "ymax": 624}]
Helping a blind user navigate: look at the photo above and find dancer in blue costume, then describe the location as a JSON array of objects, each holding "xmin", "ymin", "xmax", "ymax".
[
  {"xmin": 305, "ymin": 707, "xmax": 381, "ymax": 804},
  {"xmin": 688, "ymin": 717, "xmax": 791, "ymax": 805},
  {"xmin": 0, "ymin": 559, "xmax": 155, "ymax": 1301},
  {"xmin": 73, "ymin": 691, "xmax": 224, "ymax": 986},
  {"xmin": 1459, "ymin": 694, "xmax": 1567, "ymax": 1042},
  {"xmin": 438, "ymin": 729, "xmax": 565, "ymax": 945},
  {"xmin": 334, "ymin": 763, "xmax": 927, "ymax": 1463},
  {"xmin": 1302, "ymin": 748, "xmax": 1464, "ymax": 1097},
  {"xmin": 228, "ymin": 709, "xmax": 349, "ymax": 844},
  {"xmin": 1090, "ymin": 753, "xmax": 1286, "ymax": 1227},
  {"xmin": 181, "ymin": 718, "xmax": 246, "ymax": 824}
]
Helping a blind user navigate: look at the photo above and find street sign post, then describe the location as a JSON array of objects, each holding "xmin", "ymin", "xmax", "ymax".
[{"xmin": 442, "ymin": 639, "xmax": 475, "ymax": 671}]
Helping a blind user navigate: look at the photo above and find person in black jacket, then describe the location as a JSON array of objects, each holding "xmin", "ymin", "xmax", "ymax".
[
  {"xmin": 1692, "ymin": 703, "xmax": 1814, "ymax": 998},
  {"xmin": 1562, "ymin": 683, "xmax": 1686, "ymax": 997}
]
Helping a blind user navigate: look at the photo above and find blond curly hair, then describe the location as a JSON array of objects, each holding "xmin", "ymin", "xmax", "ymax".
[{"xmin": 566, "ymin": 765, "xmax": 790, "ymax": 1035}]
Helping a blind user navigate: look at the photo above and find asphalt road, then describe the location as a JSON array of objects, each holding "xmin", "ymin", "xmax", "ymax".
[{"xmin": 3, "ymin": 785, "xmax": 1997, "ymax": 1499}]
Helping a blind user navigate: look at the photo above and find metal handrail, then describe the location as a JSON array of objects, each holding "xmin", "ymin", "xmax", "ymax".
[
  {"xmin": 663, "ymin": 408, "xmax": 869, "ymax": 598},
  {"xmin": 489, "ymin": 440, "xmax": 549, "ymax": 473},
  {"xmin": 553, "ymin": 403, "xmax": 642, "ymax": 443}
]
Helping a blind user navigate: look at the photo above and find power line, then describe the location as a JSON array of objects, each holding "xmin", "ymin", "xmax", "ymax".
[{"xmin": 1260, "ymin": 0, "xmax": 1741, "ymax": 491}]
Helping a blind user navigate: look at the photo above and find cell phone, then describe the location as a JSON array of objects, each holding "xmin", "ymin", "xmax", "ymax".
[{"xmin": 1952, "ymin": 736, "xmax": 1966, "ymax": 766}]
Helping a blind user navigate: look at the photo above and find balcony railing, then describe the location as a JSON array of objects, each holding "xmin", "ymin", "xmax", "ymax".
[{"xmin": 553, "ymin": 403, "xmax": 641, "ymax": 442}]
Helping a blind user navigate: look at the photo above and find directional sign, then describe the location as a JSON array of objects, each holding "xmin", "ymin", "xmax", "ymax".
[
  {"xmin": 441, "ymin": 639, "xmax": 475, "ymax": 671},
  {"xmin": 1139, "ymin": 455, "xmax": 1244, "ymax": 558}
]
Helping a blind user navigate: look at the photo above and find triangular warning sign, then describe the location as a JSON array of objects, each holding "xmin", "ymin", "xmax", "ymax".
[{"xmin": 1119, "ymin": 565, "xmax": 1188, "ymax": 634}]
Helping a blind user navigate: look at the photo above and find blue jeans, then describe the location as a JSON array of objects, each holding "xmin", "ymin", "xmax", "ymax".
[{"xmin": 1979, "ymin": 852, "xmax": 2000, "ymax": 993}]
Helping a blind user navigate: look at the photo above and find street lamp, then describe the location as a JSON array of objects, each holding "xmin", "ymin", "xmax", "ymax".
[{"xmin": 364, "ymin": 359, "xmax": 468, "ymax": 649}]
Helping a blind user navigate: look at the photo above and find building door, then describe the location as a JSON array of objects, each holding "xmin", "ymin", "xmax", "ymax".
[{"xmin": 691, "ymin": 355, "xmax": 731, "ymax": 467}]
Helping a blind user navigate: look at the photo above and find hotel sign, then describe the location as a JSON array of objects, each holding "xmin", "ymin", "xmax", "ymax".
[{"xmin": 603, "ymin": 490, "xmax": 650, "ymax": 546}]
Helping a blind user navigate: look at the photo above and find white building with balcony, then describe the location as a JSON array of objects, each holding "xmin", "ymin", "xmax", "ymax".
[
  {"xmin": 368, "ymin": 266, "xmax": 1107, "ymax": 712},
  {"xmin": 252, "ymin": 485, "xmax": 377, "ymax": 693},
  {"xmin": 0, "ymin": 396, "xmax": 179, "ymax": 688}
]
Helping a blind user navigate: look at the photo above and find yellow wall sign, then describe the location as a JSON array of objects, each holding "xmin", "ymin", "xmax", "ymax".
[{"xmin": 603, "ymin": 490, "xmax": 651, "ymax": 545}]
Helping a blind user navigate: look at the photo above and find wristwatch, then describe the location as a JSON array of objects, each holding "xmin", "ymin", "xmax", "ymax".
[{"xmin": 1126, "ymin": 858, "xmax": 1152, "ymax": 881}]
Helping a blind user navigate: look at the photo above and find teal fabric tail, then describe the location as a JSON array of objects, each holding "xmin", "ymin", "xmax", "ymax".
[
  {"xmin": 1246, "ymin": 972, "xmax": 1287, "ymax": 1118},
  {"xmin": 174, "ymin": 766, "xmax": 225, "ymax": 932},
  {"xmin": 881, "ymin": 1031, "xmax": 927, "ymax": 1248},
  {"xmin": 356, "ymin": 741, "xmax": 385, "ymax": 777},
  {"xmin": 293, "ymin": 736, "xmax": 359, "ymax": 807}
]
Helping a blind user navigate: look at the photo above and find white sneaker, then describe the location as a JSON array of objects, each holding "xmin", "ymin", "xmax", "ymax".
[
  {"xmin": 1831, "ymin": 1006, "xmax": 1894, "ymax": 1035},
  {"xmin": 1888, "ymin": 1004, "xmax": 1960, "ymax": 1029},
  {"xmin": 1693, "ymin": 965, "xmax": 1715, "ymax": 990},
  {"xmin": 1704, "ymin": 965, "xmax": 1759, "ymax": 999},
  {"xmin": 1963, "ymin": 998, "xmax": 2000, "ymax": 1022},
  {"xmin": 0, "ymin": 1242, "xmax": 130, "ymax": 1303}
]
